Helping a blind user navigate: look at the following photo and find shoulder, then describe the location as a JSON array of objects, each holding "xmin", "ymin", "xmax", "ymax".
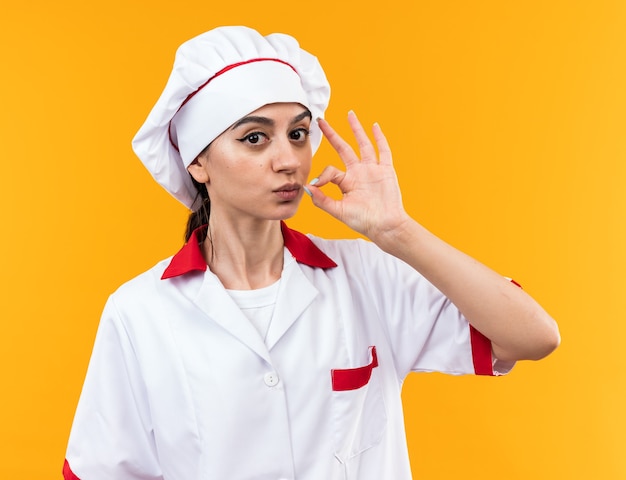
[
  {"xmin": 108, "ymin": 256, "xmax": 177, "ymax": 305},
  {"xmin": 307, "ymin": 234, "xmax": 370, "ymax": 257},
  {"xmin": 305, "ymin": 234, "xmax": 430, "ymax": 291},
  {"xmin": 100, "ymin": 255, "xmax": 206, "ymax": 337},
  {"xmin": 306, "ymin": 234, "xmax": 401, "ymax": 269}
]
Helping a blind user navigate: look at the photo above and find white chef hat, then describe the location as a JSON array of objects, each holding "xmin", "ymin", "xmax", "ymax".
[{"xmin": 132, "ymin": 26, "xmax": 331, "ymax": 210}]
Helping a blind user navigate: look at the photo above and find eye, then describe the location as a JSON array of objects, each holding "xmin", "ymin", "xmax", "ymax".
[
  {"xmin": 237, "ymin": 132, "xmax": 269, "ymax": 145},
  {"xmin": 289, "ymin": 128, "xmax": 310, "ymax": 142}
]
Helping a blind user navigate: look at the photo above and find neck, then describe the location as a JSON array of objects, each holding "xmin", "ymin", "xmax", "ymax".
[{"xmin": 203, "ymin": 216, "xmax": 285, "ymax": 290}]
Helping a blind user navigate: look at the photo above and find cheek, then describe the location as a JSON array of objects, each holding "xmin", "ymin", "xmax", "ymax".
[
  {"xmin": 301, "ymin": 151, "xmax": 313, "ymax": 172},
  {"xmin": 205, "ymin": 144, "xmax": 241, "ymax": 176}
]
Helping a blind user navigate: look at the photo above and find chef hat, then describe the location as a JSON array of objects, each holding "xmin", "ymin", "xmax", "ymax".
[{"xmin": 132, "ymin": 26, "xmax": 331, "ymax": 210}]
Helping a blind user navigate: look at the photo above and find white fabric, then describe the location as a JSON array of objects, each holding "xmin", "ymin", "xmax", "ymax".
[
  {"xmin": 171, "ymin": 60, "xmax": 309, "ymax": 167},
  {"xmin": 65, "ymin": 237, "xmax": 505, "ymax": 480},
  {"xmin": 132, "ymin": 26, "xmax": 331, "ymax": 210},
  {"xmin": 226, "ymin": 270, "xmax": 282, "ymax": 341}
]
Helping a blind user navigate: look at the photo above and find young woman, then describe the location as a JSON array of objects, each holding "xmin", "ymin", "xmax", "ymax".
[{"xmin": 63, "ymin": 26, "xmax": 560, "ymax": 480}]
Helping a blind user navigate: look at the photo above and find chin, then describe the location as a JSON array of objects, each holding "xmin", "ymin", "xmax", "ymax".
[{"xmin": 272, "ymin": 202, "xmax": 301, "ymax": 221}]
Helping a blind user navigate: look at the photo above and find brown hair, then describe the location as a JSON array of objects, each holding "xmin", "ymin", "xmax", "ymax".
[
  {"xmin": 184, "ymin": 175, "xmax": 210, "ymax": 242},
  {"xmin": 184, "ymin": 143, "xmax": 212, "ymax": 242}
]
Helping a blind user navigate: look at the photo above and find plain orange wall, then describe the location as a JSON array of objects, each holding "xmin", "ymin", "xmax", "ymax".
[{"xmin": 1, "ymin": 1, "xmax": 625, "ymax": 478}]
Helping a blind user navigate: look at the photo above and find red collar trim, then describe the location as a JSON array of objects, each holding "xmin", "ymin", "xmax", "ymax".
[{"xmin": 161, "ymin": 222, "xmax": 337, "ymax": 280}]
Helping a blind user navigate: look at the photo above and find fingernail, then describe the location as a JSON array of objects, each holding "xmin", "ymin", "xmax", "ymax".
[
  {"xmin": 348, "ymin": 110, "xmax": 355, "ymax": 117},
  {"xmin": 303, "ymin": 186, "xmax": 312, "ymax": 197},
  {"xmin": 309, "ymin": 177, "xmax": 319, "ymax": 185}
]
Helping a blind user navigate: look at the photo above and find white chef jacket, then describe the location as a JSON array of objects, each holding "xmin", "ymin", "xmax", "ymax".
[{"xmin": 64, "ymin": 223, "xmax": 512, "ymax": 480}]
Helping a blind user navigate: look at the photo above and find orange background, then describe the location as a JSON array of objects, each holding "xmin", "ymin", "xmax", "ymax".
[{"xmin": 1, "ymin": 1, "xmax": 625, "ymax": 478}]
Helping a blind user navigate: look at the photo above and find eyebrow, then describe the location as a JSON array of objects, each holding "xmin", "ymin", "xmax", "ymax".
[{"xmin": 230, "ymin": 109, "xmax": 312, "ymax": 130}]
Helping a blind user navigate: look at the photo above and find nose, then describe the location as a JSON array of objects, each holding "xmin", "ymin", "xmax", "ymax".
[{"xmin": 271, "ymin": 139, "xmax": 301, "ymax": 173}]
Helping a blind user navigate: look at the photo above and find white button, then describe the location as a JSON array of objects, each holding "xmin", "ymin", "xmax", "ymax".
[{"xmin": 264, "ymin": 372, "xmax": 279, "ymax": 387}]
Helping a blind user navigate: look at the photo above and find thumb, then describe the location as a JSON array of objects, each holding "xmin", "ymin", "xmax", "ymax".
[
  {"xmin": 304, "ymin": 165, "xmax": 346, "ymax": 219},
  {"xmin": 306, "ymin": 183, "xmax": 343, "ymax": 220}
]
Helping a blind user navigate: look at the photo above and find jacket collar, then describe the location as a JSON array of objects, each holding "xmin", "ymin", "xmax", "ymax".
[{"xmin": 161, "ymin": 222, "xmax": 337, "ymax": 279}]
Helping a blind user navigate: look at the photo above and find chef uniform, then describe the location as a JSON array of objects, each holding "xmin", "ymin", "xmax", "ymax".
[{"xmin": 64, "ymin": 26, "xmax": 513, "ymax": 480}]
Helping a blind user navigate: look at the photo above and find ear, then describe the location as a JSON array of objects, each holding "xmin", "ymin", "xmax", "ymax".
[{"xmin": 187, "ymin": 157, "xmax": 210, "ymax": 184}]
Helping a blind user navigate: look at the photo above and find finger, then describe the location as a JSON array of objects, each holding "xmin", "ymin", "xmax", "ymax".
[
  {"xmin": 308, "ymin": 165, "xmax": 346, "ymax": 190},
  {"xmin": 306, "ymin": 179, "xmax": 344, "ymax": 220},
  {"xmin": 372, "ymin": 122, "xmax": 393, "ymax": 166},
  {"xmin": 306, "ymin": 165, "xmax": 348, "ymax": 218},
  {"xmin": 317, "ymin": 118, "xmax": 359, "ymax": 168},
  {"xmin": 347, "ymin": 110, "xmax": 378, "ymax": 164}
]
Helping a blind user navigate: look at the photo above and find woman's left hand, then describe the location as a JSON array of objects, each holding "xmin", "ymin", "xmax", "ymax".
[
  {"xmin": 306, "ymin": 111, "xmax": 411, "ymax": 242},
  {"xmin": 307, "ymin": 113, "xmax": 560, "ymax": 363}
]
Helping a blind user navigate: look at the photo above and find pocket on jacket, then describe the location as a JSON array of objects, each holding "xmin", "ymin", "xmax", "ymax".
[{"xmin": 330, "ymin": 346, "xmax": 387, "ymax": 463}]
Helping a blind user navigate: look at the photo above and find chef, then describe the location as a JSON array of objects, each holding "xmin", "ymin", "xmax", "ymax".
[{"xmin": 63, "ymin": 25, "xmax": 560, "ymax": 480}]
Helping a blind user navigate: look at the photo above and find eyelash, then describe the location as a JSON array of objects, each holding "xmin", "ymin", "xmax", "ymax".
[
  {"xmin": 290, "ymin": 128, "xmax": 310, "ymax": 140},
  {"xmin": 237, "ymin": 132, "xmax": 267, "ymax": 145},
  {"xmin": 237, "ymin": 128, "xmax": 310, "ymax": 145}
]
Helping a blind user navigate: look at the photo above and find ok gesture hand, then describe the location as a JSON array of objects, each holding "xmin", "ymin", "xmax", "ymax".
[{"xmin": 306, "ymin": 111, "xmax": 411, "ymax": 243}]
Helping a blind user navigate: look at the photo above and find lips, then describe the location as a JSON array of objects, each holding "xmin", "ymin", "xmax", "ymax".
[{"xmin": 274, "ymin": 183, "xmax": 301, "ymax": 201}]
